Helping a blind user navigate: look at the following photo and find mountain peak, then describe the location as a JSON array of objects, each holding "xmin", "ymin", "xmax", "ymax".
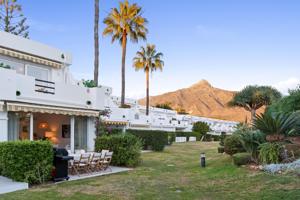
[{"xmin": 191, "ymin": 79, "xmax": 212, "ymax": 88}]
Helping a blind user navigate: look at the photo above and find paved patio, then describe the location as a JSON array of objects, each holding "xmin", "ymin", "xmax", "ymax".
[
  {"xmin": 0, "ymin": 176, "xmax": 28, "ymax": 194},
  {"xmin": 66, "ymin": 166, "xmax": 132, "ymax": 182}
]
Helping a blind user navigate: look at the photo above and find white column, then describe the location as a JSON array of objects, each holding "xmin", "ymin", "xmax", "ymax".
[
  {"xmin": 0, "ymin": 111, "xmax": 8, "ymax": 142},
  {"xmin": 29, "ymin": 113, "xmax": 34, "ymax": 141},
  {"xmin": 87, "ymin": 117, "xmax": 96, "ymax": 152},
  {"xmin": 70, "ymin": 116, "xmax": 75, "ymax": 153}
]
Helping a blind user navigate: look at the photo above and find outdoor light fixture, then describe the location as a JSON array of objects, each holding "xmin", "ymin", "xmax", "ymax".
[
  {"xmin": 200, "ymin": 152, "xmax": 206, "ymax": 168},
  {"xmin": 38, "ymin": 122, "xmax": 49, "ymax": 129},
  {"xmin": 45, "ymin": 131, "xmax": 55, "ymax": 138}
]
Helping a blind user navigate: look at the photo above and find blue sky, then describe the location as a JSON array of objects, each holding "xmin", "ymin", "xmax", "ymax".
[{"xmin": 22, "ymin": 0, "xmax": 300, "ymax": 98}]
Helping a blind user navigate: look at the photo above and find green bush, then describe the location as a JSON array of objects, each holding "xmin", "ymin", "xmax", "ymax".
[
  {"xmin": 219, "ymin": 132, "xmax": 226, "ymax": 146},
  {"xmin": 192, "ymin": 121, "xmax": 210, "ymax": 138},
  {"xmin": 95, "ymin": 134, "xmax": 142, "ymax": 167},
  {"xmin": 127, "ymin": 129, "xmax": 168, "ymax": 151},
  {"xmin": 232, "ymin": 153, "xmax": 252, "ymax": 166},
  {"xmin": 224, "ymin": 135, "xmax": 245, "ymax": 155},
  {"xmin": 0, "ymin": 140, "xmax": 53, "ymax": 184},
  {"xmin": 218, "ymin": 146, "xmax": 224, "ymax": 153},
  {"xmin": 259, "ymin": 142, "xmax": 283, "ymax": 164}
]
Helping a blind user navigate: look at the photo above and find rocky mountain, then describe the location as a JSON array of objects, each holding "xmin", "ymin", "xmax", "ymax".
[{"xmin": 139, "ymin": 80, "xmax": 260, "ymax": 122}]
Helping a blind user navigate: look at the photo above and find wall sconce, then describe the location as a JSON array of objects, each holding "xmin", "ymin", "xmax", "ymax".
[{"xmin": 39, "ymin": 122, "xmax": 49, "ymax": 129}]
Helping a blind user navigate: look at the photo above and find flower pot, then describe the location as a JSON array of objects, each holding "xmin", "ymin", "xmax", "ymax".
[{"xmin": 266, "ymin": 134, "xmax": 285, "ymax": 142}]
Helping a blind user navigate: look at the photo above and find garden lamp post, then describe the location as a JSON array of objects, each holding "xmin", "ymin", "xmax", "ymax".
[{"xmin": 200, "ymin": 152, "xmax": 206, "ymax": 167}]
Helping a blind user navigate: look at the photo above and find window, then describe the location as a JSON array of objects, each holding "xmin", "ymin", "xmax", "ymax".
[
  {"xmin": 0, "ymin": 58, "xmax": 25, "ymax": 74},
  {"xmin": 27, "ymin": 65, "xmax": 49, "ymax": 81}
]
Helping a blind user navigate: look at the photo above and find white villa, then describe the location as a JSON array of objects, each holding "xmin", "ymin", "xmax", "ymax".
[{"xmin": 0, "ymin": 31, "xmax": 238, "ymax": 153}]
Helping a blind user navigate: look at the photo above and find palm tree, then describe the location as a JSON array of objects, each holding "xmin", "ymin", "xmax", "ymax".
[
  {"xmin": 103, "ymin": 0, "xmax": 148, "ymax": 107},
  {"xmin": 228, "ymin": 85, "xmax": 282, "ymax": 123},
  {"xmin": 94, "ymin": 0, "xmax": 99, "ymax": 86},
  {"xmin": 133, "ymin": 44, "xmax": 164, "ymax": 115}
]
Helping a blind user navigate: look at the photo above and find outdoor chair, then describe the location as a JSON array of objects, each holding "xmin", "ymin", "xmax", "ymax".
[
  {"xmin": 74, "ymin": 153, "xmax": 91, "ymax": 175},
  {"xmin": 89, "ymin": 152, "xmax": 102, "ymax": 172},
  {"xmin": 101, "ymin": 152, "xmax": 113, "ymax": 172}
]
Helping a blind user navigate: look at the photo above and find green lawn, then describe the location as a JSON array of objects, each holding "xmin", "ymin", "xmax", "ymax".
[{"xmin": 1, "ymin": 142, "xmax": 300, "ymax": 200}]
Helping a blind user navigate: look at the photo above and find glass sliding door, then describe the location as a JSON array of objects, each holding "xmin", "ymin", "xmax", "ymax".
[
  {"xmin": 74, "ymin": 116, "xmax": 87, "ymax": 150},
  {"xmin": 7, "ymin": 112, "xmax": 20, "ymax": 141}
]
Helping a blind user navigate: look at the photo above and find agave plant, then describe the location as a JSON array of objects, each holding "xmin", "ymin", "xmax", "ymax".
[{"xmin": 253, "ymin": 111, "xmax": 300, "ymax": 142}]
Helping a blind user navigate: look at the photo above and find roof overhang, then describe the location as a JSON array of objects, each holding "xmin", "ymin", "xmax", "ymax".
[
  {"xmin": 6, "ymin": 102, "xmax": 99, "ymax": 117},
  {"xmin": 0, "ymin": 47, "xmax": 63, "ymax": 68}
]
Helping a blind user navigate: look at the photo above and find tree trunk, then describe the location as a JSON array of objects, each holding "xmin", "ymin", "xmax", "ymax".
[
  {"xmin": 251, "ymin": 109, "xmax": 256, "ymax": 124},
  {"xmin": 4, "ymin": 0, "xmax": 9, "ymax": 32},
  {"xmin": 146, "ymin": 69, "xmax": 150, "ymax": 115},
  {"xmin": 120, "ymin": 32, "xmax": 127, "ymax": 107},
  {"xmin": 93, "ymin": 0, "xmax": 99, "ymax": 86}
]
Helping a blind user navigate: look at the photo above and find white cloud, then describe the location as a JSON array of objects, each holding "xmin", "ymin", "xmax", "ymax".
[{"xmin": 273, "ymin": 77, "xmax": 300, "ymax": 95}]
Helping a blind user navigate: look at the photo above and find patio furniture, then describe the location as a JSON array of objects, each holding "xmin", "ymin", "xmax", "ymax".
[
  {"xmin": 89, "ymin": 152, "xmax": 102, "ymax": 172},
  {"xmin": 101, "ymin": 152, "xmax": 113, "ymax": 172},
  {"xmin": 72, "ymin": 153, "xmax": 91, "ymax": 175}
]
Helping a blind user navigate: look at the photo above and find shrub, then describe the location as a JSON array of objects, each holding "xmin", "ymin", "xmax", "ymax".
[
  {"xmin": 259, "ymin": 142, "xmax": 283, "ymax": 164},
  {"xmin": 218, "ymin": 146, "xmax": 224, "ymax": 153},
  {"xmin": 238, "ymin": 130, "xmax": 266, "ymax": 161},
  {"xmin": 0, "ymin": 140, "xmax": 53, "ymax": 184},
  {"xmin": 219, "ymin": 132, "xmax": 226, "ymax": 146},
  {"xmin": 253, "ymin": 112, "xmax": 300, "ymax": 142},
  {"xmin": 127, "ymin": 129, "xmax": 168, "ymax": 151},
  {"xmin": 95, "ymin": 134, "xmax": 142, "ymax": 167},
  {"xmin": 232, "ymin": 153, "xmax": 252, "ymax": 166},
  {"xmin": 224, "ymin": 135, "xmax": 245, "ymax": 155}
]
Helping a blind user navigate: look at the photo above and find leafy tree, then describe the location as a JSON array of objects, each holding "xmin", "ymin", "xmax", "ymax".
[
  {"xmin": 0, "ymin": 0, "xmax": 29, "ymax": 38},
  {"xmin": 93, "ymin": 0, "xmax": 99, "ymax": 86},
  {"xmin": 155, "ymin": 102, "xmax": 173, "ymax": 110},
  {"xmin": 228, "ymin": 85, "xmax": 282, "ymax": 123},
  {"xmin": 192, "ymin": 121, "xmax": 210, "ymax": 139},
  {"xmin": 103, "ymin": 0, "xmax": 148, "ymax": 107},
  {"xmin": 133, "ymin": 44, "xmax": 164, "ymax": 115},
  {"xmin": 267, "ymin": 86, "xmax": 300, "ymax": 114}
]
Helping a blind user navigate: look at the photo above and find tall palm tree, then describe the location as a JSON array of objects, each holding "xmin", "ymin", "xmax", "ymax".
[
  {"xmin": 133, "ymin": 44, "xmax": 164, "ymax": 115},
  {"xmin": 103, "ymin": 0, "xmax": 148, "ymax": 107},
  {"xmin": 94, "ymin": 0, "xmax": 99, "ymax": 86}
]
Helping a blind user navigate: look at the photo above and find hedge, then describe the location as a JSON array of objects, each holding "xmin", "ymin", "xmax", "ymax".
[
  {"xmin": 0, "ymin": 140, "xmax": 53, "ymax": 184},
  {"xmin": 232, "ymin": 153, "xmax": 252, "ymax": 166},
  {"xmin": 95, "ymin": 134, "xmax": 142, "ymax": 167},
  {"xmin": 127, "ymin": 129, "xmax": 169, "ymax": 151}
]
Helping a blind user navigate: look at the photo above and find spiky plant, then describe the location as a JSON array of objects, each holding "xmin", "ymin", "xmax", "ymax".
[{"xmin": 253, "ymin": 111, "xmax": 300, "ymax": 142}]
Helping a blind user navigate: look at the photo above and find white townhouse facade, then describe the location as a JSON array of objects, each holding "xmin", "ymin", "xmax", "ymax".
[{"xmin": 0, "ymin": 31, "xmax": 238, "ymax": 152}]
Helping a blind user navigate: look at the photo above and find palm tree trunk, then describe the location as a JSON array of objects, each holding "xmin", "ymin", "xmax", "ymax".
[
  {"xmin": 93, "ymin": 0, "xmax": 99, "ymax": 86},
  {"xmin": 120, "ymin": 33, "xmax": 127, "ymax": 107},
  {"xmin": 251, "ymin": 109, "xmax": 256, "ymax": 124},
  {"xmin": 146, "ymin": 69, "xmax": 150, "ymax": 115}
]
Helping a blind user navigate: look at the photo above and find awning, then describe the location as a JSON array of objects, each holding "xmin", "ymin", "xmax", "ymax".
[
  {"xmin": 103, "ymin": 121, "xmax": 128, "ymax": 126},
  {"xmin": 0, "ymin": 47, "xmax": 62, "ymax": 68},
  {"xmin": 6, "ymin": 102, "xmax": 99, "ymax": 117}
]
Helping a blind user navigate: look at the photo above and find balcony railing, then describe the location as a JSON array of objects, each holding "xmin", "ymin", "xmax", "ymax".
[{"xmin": 35, "ymin": 79, "xmax": 55, "ymax": 95}]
